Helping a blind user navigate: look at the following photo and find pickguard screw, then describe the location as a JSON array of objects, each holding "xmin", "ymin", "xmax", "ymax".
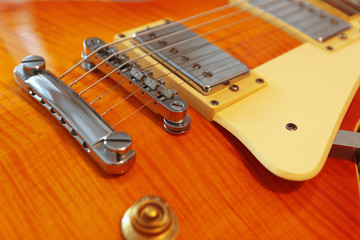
[
  {"xmin": 169, "ymin": 48, "xmax": 178, "ymax": 54},
  {"xmin": 203, "ymin": 71, "xmax": 213, "ymax": 78},
  {"xmin": 149, "ymin": 33, "xmax": 156, "ymax": 39},
  {"xmin": 192, "ymin": 63, "xmax": 201, "ymax": 69},
  {"xmin": 326, "ymin": 46, "xmax": 334, "ymax": 51},
  {"xmin": 256, "ymin": 78, "xmax": 264, "ymax": 84},
  {"xmin": 229, "ymin": 85, "xmax": 239, "ymax": 91},
  {"xmin": 331, "ymin": 19, "xmax": 338, "ymax": 25},
  {"xmin": 286, "ymin": 123, "xmax": 298, "ymax": 131},
  {"xmin": 118, "ymin": 33, "xmax": 126, "ymax": 38},
  {"xmin": 210, "ymin": 100, "xmax": 219, "ymax": 106}
]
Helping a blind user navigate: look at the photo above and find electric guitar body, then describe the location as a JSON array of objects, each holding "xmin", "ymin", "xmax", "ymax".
[{"xmin": 0, "ymin": 0, "xmax": 359, "ymax": 239}]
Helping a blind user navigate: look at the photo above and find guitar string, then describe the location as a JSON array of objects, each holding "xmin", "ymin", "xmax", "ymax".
[
  {"xmin": 71, "ymin": 0, "xmax": 278, "ymax": 89},
  {"xmin": 93, "ymin": 0, "xmax": 299, "ymax": 116},
  {"xmin": 106, "ymin": 30, "xmax": 289, "ymax": 126},
  {"xmin": 99, "ymin": 29, "xmax": 279, "ymax": 120},
  {"xmin": 59, "ymin": 0, "xmax": 246, "ymax": 80},
  {"xmin": 118, "ymin": 0, "xmax": 343, "ymax": 85},
  {"xmin": 112, "ymin": 99, "xmax": 153, "ymax": 128},
  {"xmin": 76, "ymin": 4, "xmax": 251, "ymax": 93},
  {"xmin": 78, "ymin": 1, "xmax": 267, "ymax": 96},
  {"xmin": 62, "ymin": 0, "xmax": 347, "ymax": 81},
  {"xmin": 99, "ymin": 1, "xmax": 303, "ymax": 120},
  {"xmin": 91, "ymin": 9, "xmax": 288, "ymax": 107},
  {"xmin": 88, "ymin": 0, "xmax": 341, "ymax": 121},
  {"xmin": 75, "ymin": 0, "xmax": 288, "ymax": 97}
]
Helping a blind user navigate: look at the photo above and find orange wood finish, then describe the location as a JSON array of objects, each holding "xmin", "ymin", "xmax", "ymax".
[{"xmin": 0, "ymin": 0, "xmax": 359, "ymax": 239}]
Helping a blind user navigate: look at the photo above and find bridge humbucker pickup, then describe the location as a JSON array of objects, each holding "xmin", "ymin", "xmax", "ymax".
[{"xmin": 132, "ymin": 22, "xmax": 250, "ymax": 96}]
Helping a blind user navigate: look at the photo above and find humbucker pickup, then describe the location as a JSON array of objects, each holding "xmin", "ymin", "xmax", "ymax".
[{"xmin": 133, "ymin": 22, "xmax": 250, "ymax": 95}]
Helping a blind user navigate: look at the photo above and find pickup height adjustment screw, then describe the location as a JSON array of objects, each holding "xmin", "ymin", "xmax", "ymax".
[{"xmin": 21, "ymin": 55, "xmax": 45, "ymax": 76}]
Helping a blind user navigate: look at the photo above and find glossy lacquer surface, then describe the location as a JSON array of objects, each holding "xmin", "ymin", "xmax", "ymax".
[{"xmin": 0, "ymin": 0, "xmax": 359, "ymax": 239}]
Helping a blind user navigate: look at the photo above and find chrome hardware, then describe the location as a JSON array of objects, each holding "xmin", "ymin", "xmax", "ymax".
[
  {"xmin": 163, "ymin": 113, "xmax": 191, "ymax": 135},
  {"xmin": 21, "ymin": 55, "xmax": 46, "ymax": 76},
  {"xmin": 133, "ymin": 22, "xmax": 250, "ymax": 95},
  {"xmin": 121, "ymin": 196, "xmax": 179, "ymax": 240},
  {"xmin": 334, "ymin": 130, "xmax": 360, "ymax": 148},
  {"xmin": 14, "ymin": 55, "xmax": 135, "ymax": 174},
  {"xmin": 82, "ymin": 37, "xmax": 190, "ymax": 133},
  {"xmin": 249, "ymin": 0, "xmax": 351, "ymax": 42}
]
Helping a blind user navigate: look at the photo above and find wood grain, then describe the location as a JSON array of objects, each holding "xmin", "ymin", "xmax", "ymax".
[{"xmin": 0, "ymin": 0, "xmax": 359, "ymax": 239}]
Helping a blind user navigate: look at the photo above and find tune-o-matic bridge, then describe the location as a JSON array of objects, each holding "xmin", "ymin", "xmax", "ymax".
[{"xmin": 82, "ymin": 37, "xmax": 191, "ymax": 134}]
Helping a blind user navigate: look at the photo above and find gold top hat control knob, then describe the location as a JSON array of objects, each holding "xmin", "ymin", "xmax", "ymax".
[{"xmin": 121, "ymin": 196, "xmax": 179, "ymax": 240}]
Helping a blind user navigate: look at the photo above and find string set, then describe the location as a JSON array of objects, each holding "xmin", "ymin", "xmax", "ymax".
[{"xmin": 59, "ymin": 0, "xmax": 322, "ymax": 125}]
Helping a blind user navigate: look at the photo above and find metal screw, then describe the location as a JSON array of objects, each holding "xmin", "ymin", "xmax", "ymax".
[
  {"xmin": 338, "ymin": 33, "xmax": 347, "ymax": 39},
  {"xmin": 210, "ymin": 100, "xmax": 219, "ymax": 106},
  {"xmin": 170, "ymin": 101, "xmax": 185, "ymax": 111},
  {"xmin": 104, "ymin": 131, "xmax": 132, "ymax": 156},
  {"xmin": 326, "ymin": 46, "xmax": 334, "ymax": 51},
  {"xmin": 331, "ymin": 19, "xmax": 338, "ymax": 25},
  {"xmin": 118, "ymin": 33, "xmax": 126, "ymax": 38},
  {"xmin": 192, "ymin": 63, "xmax": 201, "ymax": 69},
  {"xmin": 204, "ymin": 85, "xmax": 211, "ymax": 92},
  {"xmin": 229, "ymin": 85, "xmax": 239, "ymax": 91},
  {"xmin": 320, "ymin": 13, "xmax": 327, "ymax": 19},
  {"xmin": 256, "ymin": 78, "xmax": 264, "ymax": 84},
  {"xmin": 21, "ymin": 55, "xmax": 46, "ymax": 76},
  {"xmin": 286, "ymin": 123, "xmax": 298, "ymax": 131},
  {"xmin": 203, "ymin": 71, "xmax": 213, "ymax": 78}
]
